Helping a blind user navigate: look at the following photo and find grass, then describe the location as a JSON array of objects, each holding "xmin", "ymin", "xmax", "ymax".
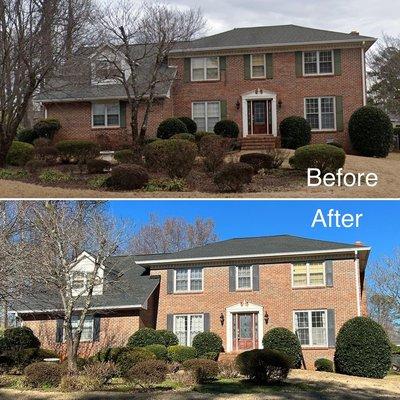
[{"xmin": 0, "ymin": 168, "xmax": 29, "ymax": 180}]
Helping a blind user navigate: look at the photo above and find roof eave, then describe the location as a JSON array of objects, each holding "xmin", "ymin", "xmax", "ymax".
[
  {"xmin": 16, "ymin": 304, "xmax": 145, "ymax": 314},
  {"xmin": 37, "ymin": 94, "xmax": 169, "ymax": 103}
]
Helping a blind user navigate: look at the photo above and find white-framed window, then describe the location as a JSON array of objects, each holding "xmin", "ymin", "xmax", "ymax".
[
  {"xmin": 304, "ymin": 97, "xmax": 336, "ymax": 131},
  {"xmin": 191, "ymin": 57, "xmax": 220, "ymax": 81},
  {"xmin": 292, "ymin": 262, "xmax": 325, "ymax": 288},
  {"xmin": 294, "ymin": 310, "xmax": 328, "ymax": 347},
  {"xmin": 303, "ymin": 50, "xmax": 334, "ymax": 76},
  {"xmin": 174, "ymin": 314, "xmax": 204, "ymax": 346},
  {"xmin": 236, "ymin": 266, "xmax": 253, "ymax": 290},
  {"xmin": 93, "ymin": 58, "xmax": 120, "ymax": 83},
  {"xmin": 71, "ymin": 271, "xmax": 102, "ymax": 296},
  {"xmin": 251, "ymin": 54, "xmax": 266, "ymax": 78},
  {"xmin": 70, "ymin": 315, "xmax": 94, "ymax": 342},
  {"xmin": 92, "ymin": 102, "xmax": 120, "ymax": 128},
  {"xmin": 174, "ymin": 268, "xmax": 203, "ymax": 293},
  {"xmin": 192, "ymin": 101, "xmax": 221, "ymax": 132}
]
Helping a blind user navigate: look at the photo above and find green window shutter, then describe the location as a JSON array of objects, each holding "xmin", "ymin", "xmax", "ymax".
[
  {"xmin": 203, "ymin": 313, "xmax": 210, "ymax": 332},
  {"xmin": 327, "ymin": 309, "xmax": 336, "ymax": 347},
  {"xmin": 335, "ymin": 96, "xmax": 344, "ymax": 131},
  {"xmin": 167, "ymin": 314, "xmax": 174, "ymax": 331},
  {"xmin": 295, "ymin": 51, "xmax": 303, "ymax": 77},
  {"xmin": 167, "ymin": 270, "xmax": 174, "ymax": 294},
  {"xmin": 93, "ymin": 315, "xmax": 101, "ymax": 342},
  {"xmin": 219, "ymin": 56, "xmax": 226, "ymax": 71},
  {"xmin": 119, "ymin": 101, "xmax": 126, "ymax": 128},
  {"xmin": 184, "ymin": 58, "xmax": 191, "ymax": 82},
  {"xmin": 55, "ymin": 319, "xmax": 63, "ymax": 343},
  {"xmin": 252, "ymin": 265, "xmax": 260, "ymax": 291},
  {"xmin": 266, "ymin": 53, "xmax": 273, "ymax": 79},
  {"xmin": 220, "ymin": 100, "xmax": 227, "ymax": 120},
  {"xmin": 243, "ymin": 55, "xmax": 251, "ymax": 80},
  {"xmin": 229, "ymin": 266, "xmax": 236, "ymax": 292},
  {"xmin": 325, "ymin": 260, "xmax": 333, "ymax": 287},
  {"xmin": 334, "ymin": 49, "xmax": 342, "ymax": 76}
]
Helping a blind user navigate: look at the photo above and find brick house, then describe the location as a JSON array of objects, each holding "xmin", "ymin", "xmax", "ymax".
[
  {"xmin": 14, "ymin": 235, "xmax": 370, "ymax": 369},
  {"xmin": 37, "ymin": 25, "xmax": 375, "ymax": 151}
]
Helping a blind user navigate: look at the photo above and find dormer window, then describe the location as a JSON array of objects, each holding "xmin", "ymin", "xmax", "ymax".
[
  {"xmin": 71, "ymin": 271, "xmax": 102, "ymax": 296},
  {"xmin": 92, "ymin": 58, "xmax": 121, "ymax": 85}
]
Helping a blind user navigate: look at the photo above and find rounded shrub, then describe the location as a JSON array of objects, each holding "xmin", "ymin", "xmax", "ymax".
[
  {"xmin": 349, "ymin": 106, "xmax": 393, "ymax": 157},
  {"xmin": 167, "ymin": 345, "xmax": 197, "ymax": 363},
  {"xmin": 87, "ymin": 159, "xmax": 111, "ymax": 174},
  {"xmin": 116, "ymin": 348, "xmax": 155, "ymax": 376},
  {"xmin": 93, "ymin": 347, "xmax": 128, "ymax": 363},
  {"xmin": 125, "ymin": 359, "xmax": 168, "ymax": 387},
  {"xmin": 170, "ymin": 133, "xmax": 196, "ymax": 142},
  {"xmin": 334, "ymin": 316, "xmax": 391, "ymax": 378},
  {"xmin": 289, "ymin": 144, "xmax": 346, "ymax": 175},
  {"xmin": 157, "ymin": 118, "xmax": 188, "ymax": 139},
  {"xmin": 236, "ymin": 349, "xmax": 291, "ymax": 384},
  {"xmin": 17, "ymin": 128, "xmax": 38, "ymax": 144},
  {"xmin": 114, "ymin": 149, "xmax": 142, "ymax": 164},
  {"xmin": 199, "ymin": 134, "xmax": 229, "ymax": 173},
  {"xmin": 106, "ymin": 164, "xmax": 149, "ymax": 190},
  {"xmin": 56, "ymin": 140, "xmax": 100, "ymax": 164},
  {"xmin": 24, "ymin": 362, "xmax": 62, "ymax": 388},
  {"xmin": 194, "ymin": 131, "xmax": 214, "ymax": 145},
  {"xmin": 178, "ymin": 117, "xmax": 197, "ymax": 134},
  {"xmin": 280, "ymin": 116, "xmax": 311, "ymax": 149},
  {"xmin": 2, "ymin": 327, "xmax": 40, "ymax": 351},
  {"xmin": 183, "ymin": 358, "xmax": 219, "ymax": 383},
  {"xmin": 144, "ymin": 344, "xmax": 168, "ymax": 361},
  {"xmin": 33, "ymin": 118, "xmax": 61, "ymax": 140},
  {"xmin": 127, "ymin": 328, "xmax": 162, "ymax": 348},
  {"xmin": 6, "ymin": 141, "xmax": 34, "ymax": 166},
  {"xmin": 214, "ymin": 119, "xmax": 239, "ymax": 138},
  {"xmin": 262, "ymin": 327, "xmax": 303, "ymax": 368},
  {"xmin": 156, "ymin": 330, "xmax": 179, "ymax": 347},
  {"xmin": 239, "ymin": 153, "xmax": 276, "ymax": 173},
  {"xmin": 192, "ymin": 332, "xmax": 222, "ymax": 358},
  {"xmin": 12, "ymin": 348, "xmax": 58, "ymax": 371},
  {"xmin": 25, "ymin": 159, "xmax": 47, "ymax": 174},
  {"xmin": 213, "ymin": 162, "xmax": 253, "ymax": 192},
  {"xmin": 315, "ymin": 358, "xmax": 334, "ymax": 372}
]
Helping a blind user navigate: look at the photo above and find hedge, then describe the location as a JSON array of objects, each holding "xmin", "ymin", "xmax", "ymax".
[{"xmin": 279, "ymin": 116, "xmax": 311, "ymax": 149}]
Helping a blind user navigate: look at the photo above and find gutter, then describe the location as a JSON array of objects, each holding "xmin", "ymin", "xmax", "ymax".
[
  {"xmin": 37, "ymin": 94, "xmax": 168, "ymax": 104},
  {"xmin": 16, "ymin": 304, "xmax": 144, "ymax": 314}
]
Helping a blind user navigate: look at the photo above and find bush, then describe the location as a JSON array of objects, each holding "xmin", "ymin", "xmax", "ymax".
[
  {"xmin": 0, "ymin": 354, "xmax": 13, "ymax": 374},
  {"xmin": 56, "ymin": 140, "xmax": 100, "ymax": 164},
  {"xmin": 183, "ymin": 359, "xmax": 219, "ymax": 383},
  {"xmin": 334, "ymin": 316, "xmax": 391, "ymax": 378},
  {"xmin": 33, "ymin": 138, "xmax": 59, "ymax": 165},
  {"xmin": 39, "ymin": 169, "xmax": 71, "ymax": 183},
  {"xmin": 24, "ymin": 362, "xmax": 62, "ymax": 388},
  {"xmin": 349, "ymin": 106, "xmax": 393, "ymax": 157},
  {"xmin": 155, "ymin": 330, "xmax": 179, "ymax": 347},
  {"xmin": 203, "ymin": 352, "xmax": 219, "ymax": 361},
  {"xmin": 83, "ymin": 361, "xmax": 117, "ymax": 385},
  {"xmin": 2, "ymin": 327, "xmax": 40, "ymax": 351},
  {"xmin": 106, "ymin": 164, "xmax": 149, "ymax": 190},
  {"xmin": 194, "ymin": 131, "xmax": 214, "ymax": 145},
  {"xmin": 144, "ymin": 139, "xmax": 197, "ymax": 178},
  {"xmin": 127, "ymin": 328, "xmax": 163, "ymax": 348},
  {"xmin": 88, "ymin": 175, "xmax": 108, "ymax": 189},
  {"xmin": 157, "ymin": 118, "xmax": 188, "ymax": 139},
  {"xmin": 17, "ymin": 128, "xmax": 38, "ymax": 144},
  {"xmin": 315, "ymin": 358, "xmax": 334, "ymax": 372},
  {"xmin": 192, "ymin": 332, "xmax": 222, "ymax": 358},
  {"xmin": 125, "ymin": 360, "xmax": 168, "ymax": 388},
  {"xmin": 170, "ymin": 133, "xmax": 196, "ymax": 142},
  {"xmin": 116, "ymin": 348, "xmax": 155, "ymax": 376},
  {"xmin": 167, "ymin": 345, "xmax": 197, "ymax": 363},
  {"xmin": 214, "ymin": 120, "xmax": 239, "ymax": 138},
  {"xmin": 145, "ymin": 178, "xmax": 186, "ymax": 192},
  {"xmin": 6, "ymin": 141, "xmax": 34, "ymax": 166},
  {"xmin": 60, "ymin": 374, "xmax": 102, "ymax": 392},
  {"xmin": 144, "ymin": 344, "xmax": 168, "ymax": 361},
  {"xmin": 114, "ymin": 149, "xmax": 142, "ymax": 164},
  {"xmin": 213, "ymin": 162, "xmax": 253, "ymax": 192},
  {"xmin": 239, "ymin": 153, "xmax": 275, "ymax": 173},
  {"xmin": 25, "ymin": 159, "xmax": 47, "ymax": 174},
  {"xmin": 218, "ymin": 359, "xmax": 240, "ymax": 378},
  {"xmin": 0, "ymin": 168, "xmax": 28, "ymax": 180},
  {"xmin": 279, "ymin": 116, "xmax": 311, "ymax": 149},
  {"xmin": 33, "ymin": 118, "xmax": 61, "ymax": 140},
  {"xmin": 199, "ymin": 134, "xmax": 229, "ymax": 172},
  {"xmin": 262, "ymin": 327, "xmax": 303, "ymax": 368},
  {"xmin": 289, "ymin": 144, "xmax": 346, "ymax": 175},
  {"xmin": 236, "ymin": 349, "xmax": 291, "ymax": 384},
  {"xmin": 87, "ymin": 159, "xmax": 111, "ymax": 174},
  {"xmin": 93, "ymin": 347, "xmax": 128, "ymax": 363},
  {"xmin": 327, "ymin": 141, "xmax": 344, "ymax": 149},
  {"xmin": 178, "ymin": 117, "xmax": 197, "ymax": 134},
  {"xmin": 12, "ymin": 348, "xmax": 57, "ymax": 371}
]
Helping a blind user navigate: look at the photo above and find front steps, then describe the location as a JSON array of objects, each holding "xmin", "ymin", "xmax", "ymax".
[{"xmin": 240, "ymin": 135, "xmax": 280, "ymax": 151}]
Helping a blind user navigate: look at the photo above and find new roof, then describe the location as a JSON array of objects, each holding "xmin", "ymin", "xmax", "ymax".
[{"xmin": 172, "ymin": 24, "xmax": 375, "ymax": 53}]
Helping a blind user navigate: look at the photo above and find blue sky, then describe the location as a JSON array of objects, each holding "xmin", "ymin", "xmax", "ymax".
[{"xmin": 108, "ymin": 200, "xmax": 400, "ymax": 275}]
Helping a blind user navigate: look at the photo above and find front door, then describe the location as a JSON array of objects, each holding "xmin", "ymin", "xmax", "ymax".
[
  {"xmin": 233, "ymin": 312, "xmax": 258, "ymax": 351},
  {"xmin": 247, "ymin": 100, "xmax": 273, "ymax": 134}
]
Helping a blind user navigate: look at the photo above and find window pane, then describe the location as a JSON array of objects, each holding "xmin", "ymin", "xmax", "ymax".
[
  {"xmin": 306, "ymin": 99, "xmax": 320, "ymax": 130},
  {"xmin": 312, "ymin": 311, "xmax": 327, "ymax": 346},
  {"xmin": 174, "ymin": 316, "xmax": 187, "ymax": 346},
  {"xmin": 207, "ymin": 102, "xmax": 220, "ymax": 117},
  {"xmin": 190, "ymin": 315, "xmax": 203, "ymax": 345},
  {"xmin": 252, "ymin": 66, "xmax": 265, "ymax": 78},
  {"xmin": 175, "ymin": 269, "xmax": 188, "ymax": 291},
  {"xmin": 194, "ymin": 117, "xmax": 206, "ymax": 131},
  {"xmin": 72, "ymin": 272, "xmax": 85, "ymax": 289},
  {"xmin": 107, "ymin": 114, "xmax": 119, "ymax": 126},
  {"xmin": 252, "ymin": 55, "xmax": 265, "ymax": 77},
  {"xmin": 207, "ymin": 117, "xmax": 219, "ymax": 132},
  {"xmin": 190, "ymin": 268, "xmax": 203, "ymax": 291},
  {"xmin": 319, "ymin": 51, "xmax": 333, "ymax": 73},
  {"xmin": 309, "ymin": 263, "xmax": 325, "ymax": 286},
  {"xmin": 192, "ymin": 58, "xmax": 205, "ymax": 80},
  {"xmin": 237, "ymin": 266, "xmax": 252, "ymax": 289},
  {"xmin": 193, "ymin": 103, "xmax": 206, "ymax": 118},
  {"xmin": 206, "ymin": 57, "xmax": 219, "ymax": 79},
  {"xmin": 192, "ymin": 69, "xmax": 204, "ymax": 80},
  {"xmin": 293, "ymin": 264, "xmax": 307, "ymax": 286},
  {"xmin": 321, "ymin": 98, "xmax": 335, "ymax": 129},
  {"xmin": 304, "ymin": 51, "xmax": 317, "ymax": 74},
  {"xmin": 295, "ymin": 312, "xmax": 310, "ymax": 345}
]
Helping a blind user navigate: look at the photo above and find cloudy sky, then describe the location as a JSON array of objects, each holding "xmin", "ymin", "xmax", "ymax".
[{"xmin": 166, "ymin": 0, "xmax": 399, "ymax": 41}]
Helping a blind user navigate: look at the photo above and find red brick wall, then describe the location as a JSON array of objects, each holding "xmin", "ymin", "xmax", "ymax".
[{"xmin": 150, "ymin": 258, "xmax": 362, "ymax": 369}]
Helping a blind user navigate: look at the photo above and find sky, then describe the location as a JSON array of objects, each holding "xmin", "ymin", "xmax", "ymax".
[{"xmin": 165, "ymin": 0, "xmax": 400, "ymax": 41}]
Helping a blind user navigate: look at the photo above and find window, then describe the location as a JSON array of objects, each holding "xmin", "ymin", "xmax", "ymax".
[
  {"xmin": 251, "ymin": 54, "xmax": 266, "ymax": 78},
  {"xmin": 92, "ymin": 103, "xmax": 120, "ymax": 127},
  {"xmin": 93, "ymin": 58, "xmax": 120, "ymax": 83},
  {"xmin": 294, "ymin": 310, "xmax": 327, "ymax": 347},
  {"xmin": 174, "ymin": 314, "xmax": 204, "ymax": 346},
  {"xmin": 303, "ymin": 50, "xmax": 333, "ymax": 75},
  {"xmin": 192, "ymin": 101, "xmax": 221, "ymax": 131},
  {"xmin": 71, "ymin": 271, "xmax": 102, "ymax": 296},
  {"xmin": 292, "ymin": 262, "xmax": 325, "ymax": 287},
  {"xmin": 305, "ymin": 97, "xmax": 336, "ymax": 131},
  {"xmin": 236, "ymin": 266, "xmax": 252, "ymax": 290},
  {"xmin": 71, "ymin": 316, "xmax": 94, "ymax": 342},
  {"xmin": 191, "ymin": 57, "xmax": 220, "ymax": 81},
  {"xmin": 174, "ymin": 268, "xmax": 203, "ymax": 292}
]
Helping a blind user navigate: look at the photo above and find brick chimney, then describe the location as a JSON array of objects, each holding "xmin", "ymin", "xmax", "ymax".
[{"xmin": 350, "ymin": 30, "xmax": 360, "ymax": 36}]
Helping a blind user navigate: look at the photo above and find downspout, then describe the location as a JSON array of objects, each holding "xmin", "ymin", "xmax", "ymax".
[
  {"xmin": 361, "ymin": 45, "xmax": 367, "ymax": 106},
  {"xmin": 354, "ymin": 250, "xmax": 362, "ymax": 316}
]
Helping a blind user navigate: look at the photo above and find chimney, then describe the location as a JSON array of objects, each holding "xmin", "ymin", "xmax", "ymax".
[
  {"xmin": 350, "ymin": 30, "xmax": 360, "ymax": 36},
  {"xmin": 355, "ymin": 241, "xmax": 364, "ymax": 247}
]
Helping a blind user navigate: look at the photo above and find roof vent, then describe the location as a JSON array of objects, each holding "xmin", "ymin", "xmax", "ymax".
[
  {"xmin": 350, "ymin": 30, "xmax": 359, "ymax": 35},
  {"xmin": 355, "ymin": 241, "xmax": 364, "ymax": 247}
]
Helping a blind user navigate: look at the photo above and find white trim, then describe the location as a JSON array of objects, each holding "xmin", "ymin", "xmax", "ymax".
[
  {"xmin": 44, "ymin": 106, "xmax": 48, "ymax": 119},
  {"xmin": 173, "ymin": 267, "xmax": 204, "ymax": 293},
  {"xmin": 291, "ymin": 261, "xmax": 326, "ymax": 288},
  {"xmin": 91, "ymin": 101, "xmax": 121, "ymax": 128},
  {"xmin": 138, "ymin": 247, "xmax": 371, "ymax": 265},
  {"xmin": 293, "ymin": 309, "xmax": 328, "ymax": 348},
  {"xmin": 361, "ymin": 48, "xmax": 367, "ymax": 106},
  {"xmin": 302, "ymin": 50, "xmax": 334, "ymax": 76},
  {"xmin": 355, "ymin": 251, "xmax": 362, "ymax": 316},
  {"xmin": 190, "ymin": 57, "xmax": 220, "ymax": 82},
  {"xmin": 241, "ymin": 89, "xmax": 277, "ymax": 137},
  {"xmin": 226, "ymin": 302, "xmax": 263, "ymax": 352},
  {"xmin": 16, "ymin": 304, "xmax": 144, "ymax": 314},
  {"xmin": 173, "ymin": 313, "xmax": 204, "ymax": 346},
  {"xmin": 250, "ymin": 54, "xmax": 266, "ymax": 79},
  {"xmin": 235, "ymin": 265, "xmax": 253, "ymax": 291},
  {"xmin": 191, "ymin": 101, "xmax": 221, "ymax": 132},
  {"xmin": 304, "ymin": 96, "xmax": 337, "ymax": 132}
]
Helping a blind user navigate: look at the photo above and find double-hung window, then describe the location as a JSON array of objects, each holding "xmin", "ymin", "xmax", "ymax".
[
  {"xmin": 294, "ymin": 310, "xmax": 327, "ymax": 347},
  {"xmin": 191, "ymin": 57, "xmax": 219, "ymax": 81},
  {"xmin": 174, "ymin": 268, "xmax": 203, "ymax": 292},
  {"xmin": 174, "ymin": 314, "xmax": 204, "ymax": 346},
  {"xmin": 251, "ymin": 54, "xmax": 266, "ymax": 78},
  {"xmin": 92, "ymin": 103, "xmax": 120, "ymax": 127},
  {"xmin": 305, "ymin": 97, "xmax": 336, "ymax": 131},
  {"xmin": 192, "ymin": 101, "xmax": 221, "ymax": 132},
  {"xmin": 71, "ymin": 271, "xmax": 102, "ymax": 296},
  {"xmin": 236, "ymin": 266, "xmax": 252, "ymax": 290},
  {"xmin": 70, "ymin": 315, "xmax": 94, "ymax": 342},
  {"xmin": 292, "ymin": 262, "xmax": 325, "ymax": 288},
  {"xmin": 303, "ymin": 50, "xmax": 333, "ymax": 75}
]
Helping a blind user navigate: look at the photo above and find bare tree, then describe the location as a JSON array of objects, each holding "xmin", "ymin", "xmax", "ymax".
[
  {"xmin": 98, "ymin": 0, "xmax": 204, "ymax": 146},
  {"xmin": 130, "ymin": 214, "xmax": 217, "ymax": 254}
]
